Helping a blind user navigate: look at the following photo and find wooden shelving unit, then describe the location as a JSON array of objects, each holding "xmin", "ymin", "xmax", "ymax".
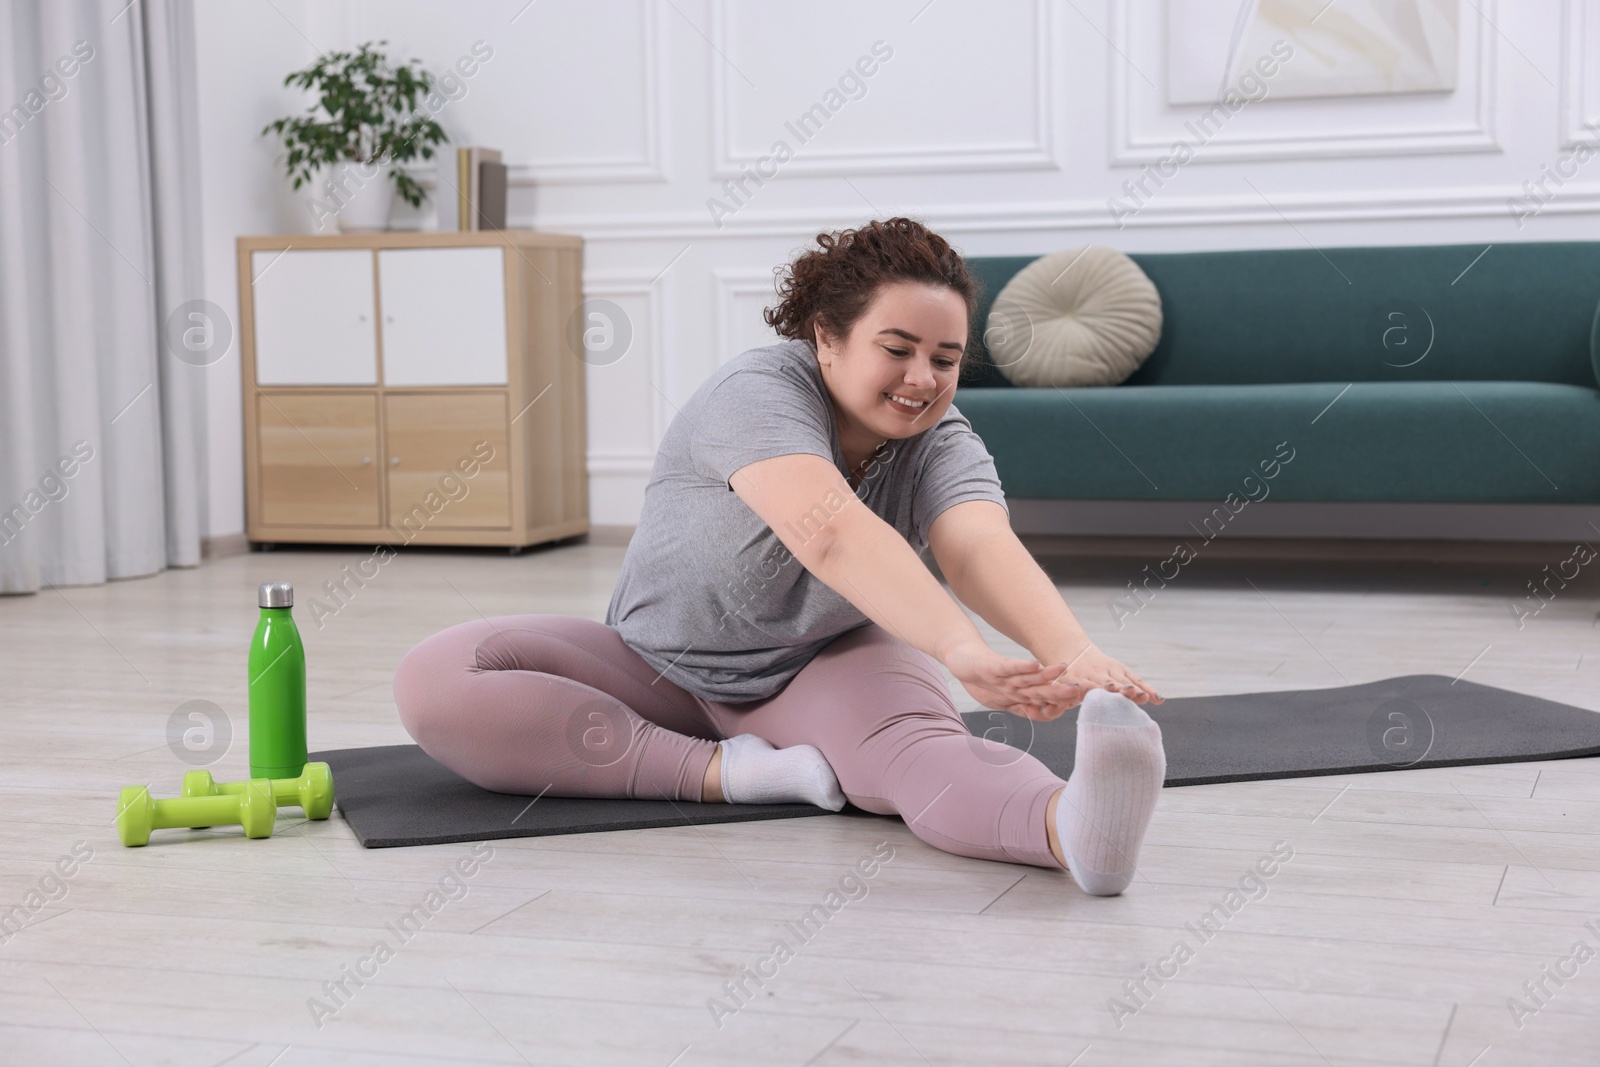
[{"xmin": 236, "ymin": 230, "xmax": 588, "ymax": 551}]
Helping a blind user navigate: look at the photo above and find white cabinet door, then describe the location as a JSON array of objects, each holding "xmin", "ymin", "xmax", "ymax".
[
  {"xmin": 252, "ymin": 250, "xmax": 377, "ymax": 385},
  {"xmin": 378, "ymin": 247, "xmax": 508, "ymax": 386}
]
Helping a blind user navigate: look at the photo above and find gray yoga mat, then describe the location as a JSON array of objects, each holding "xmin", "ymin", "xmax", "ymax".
[{"xmin": 312, "ymin": 673, "xmax": 1600, "ymax": 848}]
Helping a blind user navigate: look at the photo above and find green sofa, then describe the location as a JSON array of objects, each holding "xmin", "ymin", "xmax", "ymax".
[{"xmin": 955, "ymin": 242, "xmax": 1600, "ymax": 506}]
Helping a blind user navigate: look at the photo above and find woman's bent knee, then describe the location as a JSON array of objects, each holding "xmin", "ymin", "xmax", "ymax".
[{"xmin": 392, "ymin": 622, "xmax": 484, "ymax": 750}]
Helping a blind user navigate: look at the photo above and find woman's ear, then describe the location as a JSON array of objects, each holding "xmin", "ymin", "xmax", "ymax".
[
  {"xmin": 813, "ymin": 319, "xmax": 837, "ymax": 359},
  {"xmin": 813, "ymin": 320, "xmax": 829, "ymax": 352}
]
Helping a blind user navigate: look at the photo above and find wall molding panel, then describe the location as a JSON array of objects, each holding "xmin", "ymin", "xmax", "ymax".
[
  {"xmin": 403, "ymin": 0, "xmax": 666, "ymax": 187},
  {"xmin": 580, "ymin": 272, "xmax": 670, "ymax": 481},
  {"xmin": 528, "ymin": 181, "xmax": 1600, "ymax": 242},
  {"xmin": 711, "ymin": 268, "xmax": 781, "ymax": 368},
  {"xmin": 707, "ymin": 0, "xmax": 1055, "ymax": 177},
  {"xmin": 517, "ymin": 0, "xmax": 665, "ymax": 184},
  {"xmin": 1561, "ymin": 0, "xmax": 1600, "ymax": 147}
]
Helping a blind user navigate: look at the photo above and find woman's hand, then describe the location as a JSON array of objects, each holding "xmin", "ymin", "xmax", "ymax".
[
  {"xmin": 1045, "ymin": 645, "xmax": 1164, "ymax": 706},
  {"xmin": 941, "ymin": 638, "xmax": 1089, "ymax": 722},
  {"xmin": 942, "ymin": 639, "xmax": 1164, "ymax": 722}
]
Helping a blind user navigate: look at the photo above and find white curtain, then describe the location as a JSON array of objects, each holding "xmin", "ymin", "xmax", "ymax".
[{"xmin": 0, "ymin": 0, "xmax": 206, "ymax": 594}]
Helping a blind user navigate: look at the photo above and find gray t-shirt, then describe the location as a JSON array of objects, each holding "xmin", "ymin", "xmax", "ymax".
[{"xmin": 604, "ymin": 337, "xmax": 1008, "ymax": 704}]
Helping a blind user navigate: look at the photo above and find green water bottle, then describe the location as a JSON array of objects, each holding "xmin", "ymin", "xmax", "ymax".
[{"xmin": 248, "ymin": 580, "xmax": 307, "ymax": 780}]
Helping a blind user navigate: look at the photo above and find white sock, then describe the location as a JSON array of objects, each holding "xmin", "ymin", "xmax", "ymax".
[
  {"xmin": 1054, "ymin": 688, "xmax": 1167, "ymax": 896},
  {"xmin": 717, "ymin": 734, "xmax": 846, "ymax": 811}
]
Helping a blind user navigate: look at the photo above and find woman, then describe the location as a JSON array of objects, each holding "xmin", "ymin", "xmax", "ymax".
[{"xmin": 394, "ymin": 217, "xmax": 1168, "ymax": 895}]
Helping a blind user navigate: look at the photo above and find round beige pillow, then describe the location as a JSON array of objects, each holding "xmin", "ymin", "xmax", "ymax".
[{"xmin": 984, "ymin": 246, "xmax": 1163, "ymax": 387}]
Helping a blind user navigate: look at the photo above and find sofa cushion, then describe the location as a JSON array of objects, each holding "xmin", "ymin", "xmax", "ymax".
[
  {"xmin": 984, "ymin": 246, "xmax": 1163, "ymax": 387},
  {"xmin": 953, "ymin": 380, "xmax": 1600, "ymax": 503},
  {"xmin": 963, "ymin": 243, "xmax": 1600, "ymax": 390}
]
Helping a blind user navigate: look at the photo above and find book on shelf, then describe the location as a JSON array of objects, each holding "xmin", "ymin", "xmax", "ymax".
[
  {"xmin": 436, "ymin": 146, "xmax": 506, "ymax": 231},
  {"xmin": 477, "ymin": 160, "xmax": 507, "ymax": 230}
]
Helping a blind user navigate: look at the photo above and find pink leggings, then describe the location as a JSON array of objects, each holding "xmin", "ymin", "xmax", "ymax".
[{"xmin": 393, "ymin": 614, "xmax": 1069, "ymax": 869}]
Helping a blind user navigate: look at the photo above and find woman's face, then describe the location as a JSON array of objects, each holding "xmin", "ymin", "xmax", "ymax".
[{"xmin": 814, "ymin": 281, "xmax": 967, "ymax": 447}]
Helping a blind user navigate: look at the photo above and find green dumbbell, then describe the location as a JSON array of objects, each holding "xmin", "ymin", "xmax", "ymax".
[
  {"xmin": 180, "ymin": 762, "xmax": 334, "ymax": 821},
  {"xmin": 116, "ymin": 778, "xmax": 276, "ymax": 847}
]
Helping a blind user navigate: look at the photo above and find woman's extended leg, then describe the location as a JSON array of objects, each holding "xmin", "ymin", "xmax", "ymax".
[
  {"xmin": 392, "ymin": 615, "xmax": 721, "ymax": 801},
  {"xmin": 701, "ymin": 623, "xmax": 1073, "ymax": 870}
]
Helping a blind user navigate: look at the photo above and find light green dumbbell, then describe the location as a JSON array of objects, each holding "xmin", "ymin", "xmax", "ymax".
[
  {"xmin": 116, "ymin": 778, "xmax": 276, "ymax": 847},
  {"xmin": 180, "ymin": 762, "xmax": 334, "ymax": 821}
]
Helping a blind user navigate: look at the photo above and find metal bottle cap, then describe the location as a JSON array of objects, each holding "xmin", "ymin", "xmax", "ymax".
[{"xmin": 259, "ymin": 581, "xmax": 294, "ymax": 608}]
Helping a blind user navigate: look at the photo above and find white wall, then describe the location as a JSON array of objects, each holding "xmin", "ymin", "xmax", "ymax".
[
  {"xmin": 192, "ymin": 0, "xmax": 361, "ymax": 538},
  {"xmin": 193, "ymin": 0, "xmax": 1600, "ymax": 537}
]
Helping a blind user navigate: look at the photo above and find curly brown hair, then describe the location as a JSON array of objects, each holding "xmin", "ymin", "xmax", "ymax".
[{"xmin": 763, "ymin": 217, "xmax": 983, "ymax": 379}]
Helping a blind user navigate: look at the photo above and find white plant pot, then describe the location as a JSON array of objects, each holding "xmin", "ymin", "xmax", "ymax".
[{"xmin": 305, "ymin": 159, "xmax": 396, "ymax": 233}]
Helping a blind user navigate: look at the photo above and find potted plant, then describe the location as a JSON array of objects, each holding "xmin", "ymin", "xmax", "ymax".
[{"xmin": 262, "ymin": 40, "xmax": 447, "ymax": 232}]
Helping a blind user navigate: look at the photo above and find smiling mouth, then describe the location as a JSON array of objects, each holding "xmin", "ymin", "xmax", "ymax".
[{"xmin": 885, "ymin": 392, "xmax": 929, "ymax": 414}]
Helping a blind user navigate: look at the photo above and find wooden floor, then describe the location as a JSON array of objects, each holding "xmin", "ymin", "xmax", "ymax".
[{"xmin": 1, "ymin": 539, "xmax": 1598, "ymax": 1066}]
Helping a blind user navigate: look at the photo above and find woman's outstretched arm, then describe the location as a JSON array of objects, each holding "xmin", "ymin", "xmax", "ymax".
[
  {"xmin": 927, "ymin": 499, "xmax": 1163, "ymax": 705},
  {"xmin": 728, "ymin": 452, "xmax": 1073, "ymax": 717}
]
